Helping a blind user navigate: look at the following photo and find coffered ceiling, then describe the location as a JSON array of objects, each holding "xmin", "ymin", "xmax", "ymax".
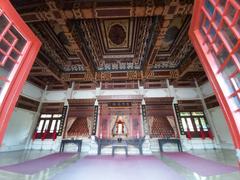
[{"xmin": 11, "ymin": 0, "xmax": 208, "ymax": 90}]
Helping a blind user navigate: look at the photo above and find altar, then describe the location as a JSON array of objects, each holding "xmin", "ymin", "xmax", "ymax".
[
  {"xmin": 112, "ymin": 140, "xmax": 128, "ymax": 156},
  {"xmin": 94, "ymin": 97, "xmax": 147, "ymax": 155},
  {"xmin": 95, "ymin": 136, "xmax": 145, "ymax": 155},
  {"xmin": 97, "ymin": 98, "xmax": 143, "ymax": 139},
  {"xmin": 112, "ymin": 115, "xmax": 128, "ymax": 137}
]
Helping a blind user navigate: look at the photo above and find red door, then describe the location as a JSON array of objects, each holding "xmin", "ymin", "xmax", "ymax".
[
  {"xmin": 189, "ymin": 1, "xmax": 240, "ymax": 150},
  {"xmin": 0, "ymin": 0, "xmax": 41, "ymax": 143}
]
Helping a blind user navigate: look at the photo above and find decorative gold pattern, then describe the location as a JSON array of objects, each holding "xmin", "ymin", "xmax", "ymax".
[{"xmin": 11, "ymin": 0, "xmax": 206, "ymax": 88}]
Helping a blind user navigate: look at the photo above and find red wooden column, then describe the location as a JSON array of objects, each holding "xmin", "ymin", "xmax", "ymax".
[
  {"xmin": 189, "ymin": 0, "xmax": 240, "ymax": 162},
  {"xmin": 0, "ymin": 0, "xmax": 41, "ymax": 143}
]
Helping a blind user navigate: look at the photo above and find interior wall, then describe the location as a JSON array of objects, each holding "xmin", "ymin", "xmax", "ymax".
[
  {"xmin": 27, "ymin": 83, "xmax": 237, "ymax": 152},
  {"xmin": 0, "ymin": 82, "xmax": 42, "ymax": 152},
  {"xmin": 200, "ymin": 81, "xmax": 214, "ymax": 97},
  {"xmin": 30, "ymin": 85, "xmax": 213, "ymax": 152},
  {"xmin": 200, "ymin": 81, "xmax": 234, "ymax": 149},
  {"xmin": 43, "ymin": 87, "xmax": 200, "ymax": 100},
  {"xmin": 0, "ymin": 108, "xmax": 37, "ymax": 152},
  {"xmin": 21, "ymin": 81, "xmax": 43, "ymax": 101},
  {"xmin": 2, "ymin": 79, "xmax": 233, "ymax": 152},
  {"xmin": 208, "ymin": 106, "xmax": 234, "ymax": 149},
  {"xmin": 174, "ymin": 87, "xmax": 200, "ymax": 99}
]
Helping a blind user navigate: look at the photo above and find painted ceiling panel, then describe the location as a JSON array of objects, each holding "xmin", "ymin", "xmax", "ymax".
[{"xmin": 10, "ymin": 0, "xmax": 207, "ymax": 89}]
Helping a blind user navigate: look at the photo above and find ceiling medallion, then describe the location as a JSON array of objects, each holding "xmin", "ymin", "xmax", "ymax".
[{"xmin": 108, "ymin": 24, "xmax": 126, "ymax": 45}]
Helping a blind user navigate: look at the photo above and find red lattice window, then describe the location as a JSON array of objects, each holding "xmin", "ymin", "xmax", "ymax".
[
  {"xmin": 0, "ymin": 11, "xmax": 27, "ymax": 96},
  {"xmin": 189, "ymin": 0, "xmax": 240, "ymax": 148},
  {"xmin": 179, "ymin": 111, "xmax": 210, "ymax": 138},
  {"xmin": 0, "ymin": 1, "xmax": 41, "ymax": 143},
  {"xmin": 33, "ymin": 113, "xmax": 64, "ymax": 140}
]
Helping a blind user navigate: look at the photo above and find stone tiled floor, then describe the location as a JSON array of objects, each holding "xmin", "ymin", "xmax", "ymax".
[
  {"xmin": 0, "ymin": 150, "xmax": 53, "ymax": 166},
  {"xmin": 0, "ymin": 149, "xmax": 239, "ymax": 180},
  {"xmin": 157, "ymin": 149, "xmax": 240, "ymax": 180}
]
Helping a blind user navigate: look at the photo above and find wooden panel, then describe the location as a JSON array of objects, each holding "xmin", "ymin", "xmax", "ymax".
[
  {"xmin": 101, "ymin": 81, "xmax": 138, "ymax": 89},
  {"xmin": 204, "ymin": 95, "xmax": 219, "ymax": 109},
  {"xmin": 16, "ymin": 95, "xmax": 40, "ymax": 112},
  {"xmin": 96, "ymin": 1, "xmax": 131, "ymax": 7},
  {"xmin": 146, "ymin": 107, "xmax": 174, "ymax": 116},
  {"xmin": 41, "ymin": 102, "xmax": 64, "ymax": 113},
  {"xmin": 74, "ymin": 82, "xmax": 97, "ymax": 90},
  {"xmin": 68, "ymin": 99, "xmax": 95, "ymax": 117},
  {"xmin": 143, "ymin": 80, "xmax": 167, "ymax": 89},
  {"xmin": 145, "ymin": 97, "xmax": 174, "ymax": 116},
  {"xmin": 69, "ymin": 74, "xmax": 85, "ymax": 79},
  {"xmin": 177, "ymin": 100, "xmax": 203, "ymax": 111},
  {"xmin": 111, "ymin": 72, "xmax": 128, "ymax": 78},
  {"xmin": 68, "ymin": 99, "xmax": 95, "ymax": 106},
  {"xmin": 145, "ymin": 97, "xmax": 174, "ymax": 105},
  {"xmin": 96, "ymin": 9, "xmax": 131, "ymax": 17},
  {"xmin": 97, "ymin": 95, "xmax": 143, "ymax": 103}
]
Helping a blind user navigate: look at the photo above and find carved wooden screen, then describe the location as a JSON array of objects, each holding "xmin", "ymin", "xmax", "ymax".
[
  {"xmin": 65, "ymin": 99, "xmax": 95, "ymax": 138},
  {"xmin": 145, "ymin": 97, "xmax": 177, "ymax": 138}
]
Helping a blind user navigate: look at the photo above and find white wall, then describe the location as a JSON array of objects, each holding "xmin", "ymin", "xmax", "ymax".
[
  {"xmin": 24, "ymin": 81, "xmax": 235, "ymax": 152},
  {"xmin": 44, "ymin": 90, "xmax": 67, "ymax": 102},
  {"xmin": 200, "ymin": 81, "xmax": 214, "ymax": 98},
  {"xmin": 72, "ymin": 90, "xmax": 96, "ymax": 99},
  {"xmin": 200, "ymin": 81, "xmax": 234, "ymax": 150},
  {"xmin": 40, "ymin": 87, "xmax": 200, "ymax": 101},
  {"xmin": 208, "ymin": 106, "xmax": 234, "ymax": 149},
  {"xmin": 21, "ymin": 82, "xmax": 43, "ymax": 101},
  {"xmin": 144, "ymin": 88, "xmax": 169, "ymax": 97},
  {"xmin": 175, "ymin": 87, "xmax": 200, "ymax": 100},
  {"xmin": 0, "ymin": 82, "xmax": 42, "ymax": 152},
  {"xmin": 2, "ymin": 80, "xmax": 233, "ymax": 153},
  {"xmin": 0, "ymin": 108, "xmax": 37, "ymax": 152}
]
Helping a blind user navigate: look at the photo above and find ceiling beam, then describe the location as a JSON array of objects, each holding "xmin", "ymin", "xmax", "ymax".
[
  {"xmin": 31, "ymin": 66, "xmax": 46, "ymax": 70},
  {"xmin": 35, "ymin": 55, "xmax": 69, "ymax": 87},
  {"xmin": 142, "ymin": 16, "xmax": 162, "ymax": 78},
  {"xmin": 14, "ymin": 1, "xmax": 193, "ymax": 22},
  {"xmin": 28, "ymin": 76, "xmax": 46, "ymax": 88}
]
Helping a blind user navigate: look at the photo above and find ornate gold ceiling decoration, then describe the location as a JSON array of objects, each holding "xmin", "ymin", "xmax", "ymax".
[
  {"xmin": 158, "ymin": 16, "xmax": 188, "ymax": 51},
  {"xmin": 11, "ymin": 0, "xmax": 207, "ymax": 89},
  {"xmin": 73, "ymin": 17, "xmax": 154, "ymax": 71},
  {"xmin": 108, "ymin": 24, "xmax": 126, "ymax": 46},
  {"xmin": 104, "ymin": 20, "xmax": 129, "ymax": 48},
  {"xmin": 101, "ymin": 18, "xmax": 132, "ymax": 51}
]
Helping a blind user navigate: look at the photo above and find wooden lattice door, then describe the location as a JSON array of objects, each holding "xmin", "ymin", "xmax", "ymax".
[
  {"xmin": 0, "ymin": 0, "xmax": 41, "ymax": 143},
  {"xmin": 189, "ymin": 0, "xmax": 240, "ymax": 150}
]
